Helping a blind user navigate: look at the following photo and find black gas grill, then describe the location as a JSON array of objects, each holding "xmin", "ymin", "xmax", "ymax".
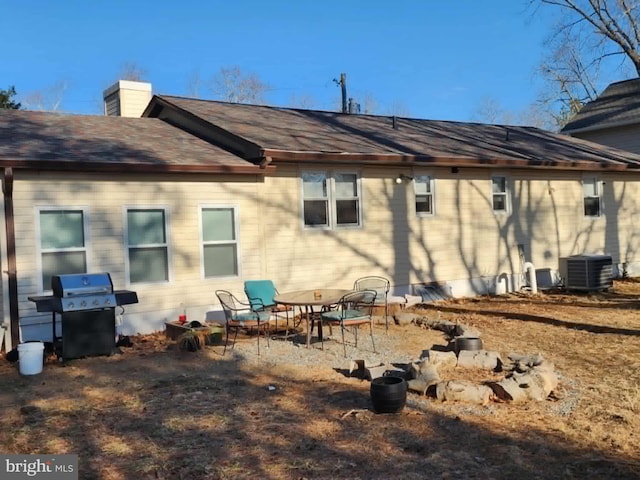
[{"xmin": 28, "ymin": 273, "xmax": 138, "ymax": 360}]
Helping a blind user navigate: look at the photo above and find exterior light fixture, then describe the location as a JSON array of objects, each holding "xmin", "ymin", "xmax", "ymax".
[{"xmin": 395, "ymin": 174, "xmax": 414, "ymax": 184}]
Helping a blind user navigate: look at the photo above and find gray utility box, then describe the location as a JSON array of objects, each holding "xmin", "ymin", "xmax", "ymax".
[{"xmin": 559, "ymin": 254, "xmax": 613, "ymax": 291}]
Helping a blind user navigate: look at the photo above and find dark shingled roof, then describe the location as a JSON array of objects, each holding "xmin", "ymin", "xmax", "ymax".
[
  {"xmin": 562, "ymin": 78, "xmax": 640, "ymax": 133},
  {"xmin": 0, "ymin": 109, "xmax": 264, "ymax": 174},
  {"xmin": 153, "ymin": 95, "xmax": 640, "ymax": 170}
]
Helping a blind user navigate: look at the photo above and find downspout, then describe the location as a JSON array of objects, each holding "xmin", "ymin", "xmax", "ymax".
[
  {"xmin": 524, "ymin": 261, "xmax": 538, "ymax": 295},
  {"xmin": 2, "ymin": 168, "xmax": 19, "ymax": 347}
]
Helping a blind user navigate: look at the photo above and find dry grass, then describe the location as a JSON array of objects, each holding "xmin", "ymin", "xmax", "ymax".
[{"xmin": 1, "ymin": 279, "xmax": 640, "ymax": 479}]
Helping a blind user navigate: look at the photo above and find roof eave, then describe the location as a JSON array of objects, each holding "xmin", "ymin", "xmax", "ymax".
[
  {"xmin": 261, "ymin": 149, "xmax": 633, "ymax": 171},
  {"xmin": 562, "ymin": 117, "xmax": 640, "ymax": 134},
  {"xmin": 0, "ymin": 160, "xmax": 274, "ymax": 175}
]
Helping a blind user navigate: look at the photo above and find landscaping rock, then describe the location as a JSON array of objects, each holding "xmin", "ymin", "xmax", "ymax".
[
  {"xmin": 419, "ymin": 349, "xmax": 457, "ymax": 368},
  {"xmin": 365, "ymin": 364, "xmax": 388, "ymax": 381},
  {"xmin": 505, "ymin": 352, "xmax": 553, "ymax": 373},
  {"xmin": 488, "ymin": 364, "xmax": 559, "ymax": 403},
  {"xmin": 394, "ymin": 313, "xmax": 415, "ymax": 326},
  {"xmin": 348, "ymin": 359, "xmax": 378, "ymax": 376},
  {"xmin": 404, "ymin": 295, "xmax": 423, "ymax": 308},
  {"xmin": 454, "ymin": 325, "xmax": 482, "ymax": 338},
  {"xmin": 407, "ymin": 362, "xmax": 440, "ymax": 395},
  {"xmin": 456, "ymin": 350, "xmax": 503, "ymax": 371},
  {"xmin": 435, "ymin": 380, "xmax": 493, "ymax": 405},
  {"xmin": 408, "ymin": 378, "xmax": 436, "ymax": 395},
  {"xmin": 410, "ymin": 317, "xmax": 481, "ymax": 342}
]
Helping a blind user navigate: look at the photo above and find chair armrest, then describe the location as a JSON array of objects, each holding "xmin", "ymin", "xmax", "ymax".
[{"xmin": 247, "ymin": 296, "xmax": 273, "ymax": 312}]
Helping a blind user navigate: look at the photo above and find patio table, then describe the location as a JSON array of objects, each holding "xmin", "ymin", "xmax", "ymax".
[{"xmin": 274, "ymin": 289, "xmax": 351, "ymax": 348}]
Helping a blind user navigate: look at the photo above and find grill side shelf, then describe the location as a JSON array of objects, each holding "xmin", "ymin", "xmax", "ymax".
[
  {"xmin": 115, "ymin": 290, "xmax": 139, "ymax": 306},
  {"xmin": 27, "ymin": 295, "xmax": 61, "ymax": 313}
]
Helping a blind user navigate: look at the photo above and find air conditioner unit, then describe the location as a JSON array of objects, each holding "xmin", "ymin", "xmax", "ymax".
[{"xmin": 559, "ymin": 254, "xmax": 613, "ymax": 291}]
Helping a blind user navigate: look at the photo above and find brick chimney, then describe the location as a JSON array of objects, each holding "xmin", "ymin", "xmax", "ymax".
[{"xmin": 103, "ymin": 80, "xmax": 152, "ymax": 117}]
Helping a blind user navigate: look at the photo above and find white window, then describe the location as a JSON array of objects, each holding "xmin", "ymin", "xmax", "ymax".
[
  {"xmin": 583, "ymin": 177, "xmax": 602, "ymax": 217},
  {"xmin": 126, "ymin": 208, "xmax": 169, "ymax": 284},
  {"xmin": 491, "ymin": 176, "xmax": 508, "ymax": 213},
  {"xmin": 37, "ymin": 208, "xmax": 88, "ymax": 291},
  {"xmin": 302, "ymin": 172, "xmax": 329, "ymax": 227},
  {"xmin": 201, "ymin": 206, "xmax": 239, "ymax": 278},
  {"xmin": 414, "ymin": 175, "xmax": 434, "ymax": 215},
  {"xmin": 302, "ymin": 171, "xmax": 361, "ymax": 228}
]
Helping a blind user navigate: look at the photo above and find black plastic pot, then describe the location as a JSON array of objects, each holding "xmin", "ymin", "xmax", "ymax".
[
  {"xmin": 370, "ymin": 376, "xmax": 407, "ymax": 414},
  {"xmin": 454, "ymin": 337, "xmax": 483, "ymax": 355}
]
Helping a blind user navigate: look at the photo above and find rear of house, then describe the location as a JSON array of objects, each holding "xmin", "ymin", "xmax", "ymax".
[{"xmin": 3, "ymin": 83, "xmax": 640, "ymax": 347}]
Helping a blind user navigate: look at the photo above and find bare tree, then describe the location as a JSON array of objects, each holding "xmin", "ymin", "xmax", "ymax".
[
  {"xmin": 118, "ymin": 61, "xmax": 147, "ymax": 82},
  {"xmin": 288, "ymin": 93, "xmax": 316, "ymax": 109},
  {"xmin": 471, "ymin": 97, "xmax": 510, "ymax": 124},
  {"xmin": 22, "ymin": 80, "xmax": 68, "ymax": 111},
  {"xmin": 471, "ymin": 96, "xmax": 556, "ymax": 129},
  {"xmin": 531, "ymin": 0, "xmax": 640, "ymax": 126},
  {"xmin": 186, "ymin": 69, "xmax": 204, "ymax": 99},
  {"xmin": 538, "ymin": 0, "xmax": 640, "ymax": 72},
  {"xmin": 385, "ymin": 100, "xmax": 411, "ymax": 117},
  {"xmin": 211, "ymin": 66, "xmax": 270, "ymax": 104},
  {"xmin": 362, "ymin": 93, "xmax": 379, "ymax": 114},
  {"xmin": 519, "ymin": 102, "xmax": 559, "ymax": 130}
]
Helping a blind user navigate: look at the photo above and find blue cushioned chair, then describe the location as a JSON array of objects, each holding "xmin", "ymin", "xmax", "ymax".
[
  {"xmin": 320, "ymin": 290, "xmax": 377, "ymax": 357},
  {"xmin": 216, "ymin": 290, "xmax": 271, "ymax": 355},
  {"xmin": 244, "ymin": 280, "xmax": 293, "ymax": 335},
  {"xmin": 244, "ymin": 280, "xmax": 278, "ymax": 311}
]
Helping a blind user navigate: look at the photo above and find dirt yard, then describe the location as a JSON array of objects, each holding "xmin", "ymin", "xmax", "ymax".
[{"xmin": 1, "ymin": 279, "xmax": 639, "ymax": 479}]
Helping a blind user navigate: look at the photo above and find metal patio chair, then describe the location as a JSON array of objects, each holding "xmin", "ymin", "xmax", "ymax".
[
  {"xmin": 353, "ymin": 276, "xmax": 391, "ymax": 331},
  {"xmin": 215, "ymin": 290, "xmax": 271, "ymax": 356},
  {"xmin": 320, "ymin": 289, "xmax": 377, "ymax": 357}
]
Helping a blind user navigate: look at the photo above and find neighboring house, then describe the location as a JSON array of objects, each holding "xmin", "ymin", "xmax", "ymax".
[
  {"xmin": 562, "ymin": 78, "xmax": 640, "ymax": 154},
  {"xmin": 3, "ymin": 80, "xmax": 640, "ymax": 347}
]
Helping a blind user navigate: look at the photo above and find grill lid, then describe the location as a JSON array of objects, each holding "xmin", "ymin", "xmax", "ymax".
[{"xmin": 52, "ymin": 273, "xmax": 114, "ymax": 298}]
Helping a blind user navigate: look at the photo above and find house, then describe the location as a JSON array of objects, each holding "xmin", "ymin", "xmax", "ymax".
[
  {"xmin": 3, "ymin": 80, "xmax": 640, "ymax": 348},
  {"xmin": 562, "ymin": 78, "xmax": 640, "ymax": 154}
]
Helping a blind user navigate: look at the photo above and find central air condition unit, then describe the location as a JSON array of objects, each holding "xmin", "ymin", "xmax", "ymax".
[{"xmin": 559, "ymin": 254, "xmax": 613, "ymax": 291}]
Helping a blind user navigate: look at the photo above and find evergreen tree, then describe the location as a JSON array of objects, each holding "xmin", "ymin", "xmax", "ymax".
[{"xmin": 0, "ymin": 86, "xmax": 21, "ymax": 109}]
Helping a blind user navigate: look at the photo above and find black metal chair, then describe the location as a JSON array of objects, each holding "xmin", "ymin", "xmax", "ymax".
[
  {"xmin": 215, "ymin": 290, "xmax": 270, "ymax": 355},
  {"xmin": 320, "ymin": 290, "xmax": 377, "ymax": 357},
  {"xmin": 353, "ymin": 276, "xmax": 391, "ymax": 331}
]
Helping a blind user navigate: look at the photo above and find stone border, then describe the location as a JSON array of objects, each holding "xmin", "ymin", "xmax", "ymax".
[{"xmin": 349, "ymin": 312, "xmax": 559, "ymax": 405}]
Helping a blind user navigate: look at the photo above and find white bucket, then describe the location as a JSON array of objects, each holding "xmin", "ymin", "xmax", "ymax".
[{"xmin": 17, "ymin": 341, "xmax": 44, "ymax": 375}]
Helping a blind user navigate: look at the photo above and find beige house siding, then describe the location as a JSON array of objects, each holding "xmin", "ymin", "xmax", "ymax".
[
  {"xmin": 11, "ymin": 165, "xmax": 640, "ymax": 339},
  {"xmin": 14, "ymin": 171, "xmax": 266, "ymax": 336},
  {"xmin": 261, "ymin": 165, "xmax": 640, "ymax": 297},
  {"xmin": 570, "ymin": 124, "xmax": 640, "ymax": 155}
]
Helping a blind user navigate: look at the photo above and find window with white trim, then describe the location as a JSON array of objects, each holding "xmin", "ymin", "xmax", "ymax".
[
  {"xmin": 583, "ymin": 177, "xmax": 602, "ymax": 217},
  {"xmin": 38, "ymin": 208, "xmax": 88, "ymax": 291},
  {"xmin": 126, "ymin": 208, "xmax": 169, "ymax": 283},
  {"xmin": 414, "ymin": 175, "xmax": 434, "ymax": 215},
  {"xmin": 201, "ymin": 206, "xmax": 239, "ymax": 278},
  {"xmin": 491, "ymin": 175, "xmax": 508, "ymax": 212},
  {"xmin": 302, "ymin": 171, "xmax": 361, "ymax": 228}
]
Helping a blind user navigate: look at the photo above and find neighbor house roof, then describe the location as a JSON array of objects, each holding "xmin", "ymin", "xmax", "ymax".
[
  {"xmin": 147, "ymin": 95, "xmax": 640, "ymax": 171},
  {"xmin": 562, "ymin": 78, "xmax": 640, "ymax": 134},
  {"xmin": 0, "ymin": 109, "xmax": 270, "ymax": 174}
]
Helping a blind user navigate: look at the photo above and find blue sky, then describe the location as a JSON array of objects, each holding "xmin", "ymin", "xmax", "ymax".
[{"xmin": 2, "ymin": 1, "xmax": 554, "ymax": 121}]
